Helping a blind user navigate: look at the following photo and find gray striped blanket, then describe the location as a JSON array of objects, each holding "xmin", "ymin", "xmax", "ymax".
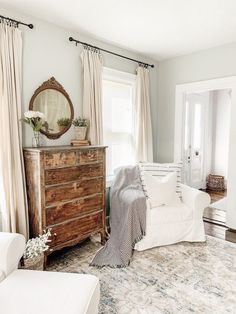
[{"xmin": 90, "ymin": 165, "xmax": 146, "ymax": 268}]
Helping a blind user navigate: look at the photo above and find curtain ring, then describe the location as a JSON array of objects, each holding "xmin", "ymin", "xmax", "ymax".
[{"xmin": 0, "ymin": 17, "xmax": 18, "ymax": 28}]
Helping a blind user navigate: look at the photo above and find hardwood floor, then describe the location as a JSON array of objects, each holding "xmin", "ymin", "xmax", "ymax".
[
  {"xmin": 204, "ymin": 221, "xmax": 227, "ymax": 240},
  {"xmin": 225, "ymin": 229, "xmax": 236, "ymax": 243},
  {"xmin": 201, "ymin": 189, "xmax": 227, "ymax": 240},
  {"xmin": 203, "ymin": 189, "xmax": 227, "ymax": 203}
]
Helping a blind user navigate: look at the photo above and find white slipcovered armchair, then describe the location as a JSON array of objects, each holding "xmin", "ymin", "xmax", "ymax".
[
  {"xmin": 0, "ymin": 232, "xmax": 100, "ymax": 314},
  {"xmin": 135, "ymin": 163, "xmax": 211, "ymax": 251}
]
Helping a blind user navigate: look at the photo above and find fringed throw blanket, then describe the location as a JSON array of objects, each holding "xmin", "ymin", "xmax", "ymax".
[{"xmin": 91, "ymin": 165, "xmax": 146, "ymax": 267}]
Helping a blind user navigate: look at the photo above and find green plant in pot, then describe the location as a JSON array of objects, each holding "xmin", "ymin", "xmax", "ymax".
[
  {"xmin": 57, "ymin": 117, "xmax": 71, "ymax": 132},
  {"xmin": 73, "ymin": 117, "xmax": 89, "ymax": 140}
]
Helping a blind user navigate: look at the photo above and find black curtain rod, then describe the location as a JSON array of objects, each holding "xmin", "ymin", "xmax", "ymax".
[
  {"xmin": 69, "ymin": 37, "xmax": 154, "ymax": 68},
  {"xmin": 0, "ymin": 14, "xmax": 33, "ymax": 29}
]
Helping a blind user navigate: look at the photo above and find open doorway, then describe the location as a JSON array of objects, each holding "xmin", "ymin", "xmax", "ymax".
[
  {"xmin": 174, "ymin": 76, "xmax": 236, "ymax": 238},
  {"xmin": 183, "ymin": 89, "xmax": 230, "ymax": 228}
]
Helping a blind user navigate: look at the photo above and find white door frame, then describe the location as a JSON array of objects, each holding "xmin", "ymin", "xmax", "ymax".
[
  {"xmin": 183, "ymin": 92, "xmax": 211, "ymax": 189},
  {"xmin": 174, "ymin": 76, "xmax": 236, "ymax": 229}
]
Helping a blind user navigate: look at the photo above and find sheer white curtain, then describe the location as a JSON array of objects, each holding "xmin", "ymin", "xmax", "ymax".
[
  {"xmin": 81, "ymin": 47, "xmax": 103, "ymax": 145},
  {"xmin": 135, "ymin": 66, "xmax": 153, "ymax": 162},
  {"xmin": 0, "ymin": 21, "xmax": 29, "ymax": 238}
]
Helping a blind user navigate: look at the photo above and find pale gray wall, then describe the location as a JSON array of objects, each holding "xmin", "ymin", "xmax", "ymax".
[
  {"xmin": 1, "ymin": 7, "xmax": 158, "ymax": 159},
  {"xmin": 157, "ymin": 42, "xmax": 236, "ymax": 162}
]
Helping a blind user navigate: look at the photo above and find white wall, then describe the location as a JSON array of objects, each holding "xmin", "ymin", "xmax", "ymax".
[
  {"xmin": 1, "ymin": 7, "xmax": 158, "ymax": 158},
  {"xmin": 211, "ymin": 90, "xmax": 230, "ymax": 180},
  {"xmin": 157, "ymin": 42, "xmax": 236, "ymax": 162}
]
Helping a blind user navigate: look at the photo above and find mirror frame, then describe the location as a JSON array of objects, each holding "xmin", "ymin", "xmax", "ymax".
[{"xmin": 29, "ymin": 77, "xmax": 74, "ymax": 139}]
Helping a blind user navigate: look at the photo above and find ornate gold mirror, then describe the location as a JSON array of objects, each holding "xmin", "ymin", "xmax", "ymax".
[{"xmin": 29, "ymin": 77, "xmax": 74, "ymax": 139}]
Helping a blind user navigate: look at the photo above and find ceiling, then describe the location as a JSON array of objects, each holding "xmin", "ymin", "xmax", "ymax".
[{"xmin": 2, "ymin": 0, "xmax": 236, "ymax": 60}]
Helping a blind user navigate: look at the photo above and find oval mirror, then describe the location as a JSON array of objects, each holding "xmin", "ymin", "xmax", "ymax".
[{"xmin": 29, "ymin": 77, "xmax": 74, "ymax": 139}]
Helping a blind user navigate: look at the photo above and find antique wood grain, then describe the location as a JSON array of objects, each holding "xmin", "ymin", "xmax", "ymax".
[
  {"xmin": 79, "ymin": 149, "xmax": 104, "ymax": 164},
  {"xmin": 50, "ymin": 212, "xmax": 103, "ymax": 247},
  {"xmin": 24, "ymin": 151, "xmax": 43, "ymax": 237},
  {"xmin": 23, "ymin": 145, "xmax": 107, "ymax": 266},
  {"xmin": 45, "ymin": 177, "xmax": 104, "ymax": 205},
  {"xmin": 44, "ymin": 151, "xmax": 77, "ymax": 168},
  {"xmin": 101, "ymin": 150, "xmax": 106, "ymax": 244},
  {"xmin": 46, "ymin": 194, "xmax": 103, "ymax": 225},
  {"xmin": 45, "ymin": 163, "xmax": 103, "ymax": 185}
]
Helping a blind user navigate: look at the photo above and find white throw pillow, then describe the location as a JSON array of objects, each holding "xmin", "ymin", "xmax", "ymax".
[
  {"xmin": 142, "ymin": 171, "xmax": 178, "ymax": 207},
  {"xmin": 139, "ymin": 162, "xmax": 183, "ymax": 197}
]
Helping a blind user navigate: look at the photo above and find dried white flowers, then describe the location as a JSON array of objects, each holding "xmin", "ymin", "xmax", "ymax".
[{"xmin": 24, "ymin": 229, "xmax": 52, "ymax": 260}]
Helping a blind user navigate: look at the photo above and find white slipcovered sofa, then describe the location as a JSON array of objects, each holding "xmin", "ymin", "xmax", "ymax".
[
  {"xmin": 0, "ymin": 232, "xmax": 100, "ymax": 314},
  {"xmin": 135, "ymin": 162, "xmax": 211, "ymax": 251}
]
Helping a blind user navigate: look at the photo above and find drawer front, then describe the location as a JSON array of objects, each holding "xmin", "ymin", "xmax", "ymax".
[
  {"xmin": 50, "ymin": 212, "xmax": 103, "ymax": 247},
  {"xmin": 44, "ymin": 151, "xmax": 77, "ymax": 168},
  {"xmin": 46, "ymin": 194, "xmax": 103, "ymax": 225},
  {"xmin": 45, "ymin": 178, "xmax": 104, "ymax": 205},
  {"xmin": 45, "ymin": 163, "xmax": 104, "ymax": 185},
  {"xmin": 79, "ymin": 149, "xmax": 104, "ymax": 164}
]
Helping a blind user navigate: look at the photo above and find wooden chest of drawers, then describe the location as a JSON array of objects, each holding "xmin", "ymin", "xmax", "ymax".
[{"xmin": 23, "ymin": 145, "xmax": 106, "ymax": 256}]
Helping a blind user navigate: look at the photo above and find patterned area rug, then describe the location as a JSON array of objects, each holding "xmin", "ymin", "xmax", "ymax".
[{"xmin": 47, "ymin": 236, "xmax": 236, "ymax": 314}]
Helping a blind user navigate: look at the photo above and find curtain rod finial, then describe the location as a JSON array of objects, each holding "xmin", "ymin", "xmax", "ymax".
[
  {"xmin": 28, "ymin": 24, "xmax": 34, "ymax": 29},
  {"xmin": 69, "ymin": 37, "xmax": 73, "ymax": 42}
]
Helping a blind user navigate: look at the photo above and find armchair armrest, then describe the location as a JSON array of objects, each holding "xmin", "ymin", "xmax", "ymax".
[
  {"xmin": 180, "ymin": 184, "xmax": 211, "ymax": 219},
  {"xmin": 0, "ymin": 232, "xmax": 25, "ymax": 278}
]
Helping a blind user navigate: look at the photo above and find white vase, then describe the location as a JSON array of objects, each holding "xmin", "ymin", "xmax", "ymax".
[
  {"xmin": 75, "ymin": 126, "xmax": 87, "ymax": 140},
  {"xmin": 32, "ymin": 131, "xmax": 40, "ymax": 147}
]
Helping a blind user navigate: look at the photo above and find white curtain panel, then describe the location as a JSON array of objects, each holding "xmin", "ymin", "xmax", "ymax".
[
  {"xmin": 81, "ymin": 47, "xmax": 103, "ymax": 145},
  {"xmin": 0, "ymin": 21, "xmax": 29, "ymax": 238},
  {"xmin": 135, "ymin": 66, "xmax": 153, "ymax": 162}
]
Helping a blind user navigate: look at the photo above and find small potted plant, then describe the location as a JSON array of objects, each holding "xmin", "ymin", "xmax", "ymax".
[
  {"xmin": 22, "ymin": 229, "xmax": 52, "ymax": 271},
  {"xmin": 57, "ymin": 117, "xmax": 71, "ymax": 132},
  {"xmin": 22, "ymin": 110, "xmax": 45, "ymax": 147},
  {"xmin": 73, "ymin": 117, "xmax": 89, "ymax": 140}
]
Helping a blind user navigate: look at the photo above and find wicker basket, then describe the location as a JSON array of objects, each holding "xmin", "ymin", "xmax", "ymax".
[
  {"xmin": 23, "ymin": 254, "xmax": 44, "ymax": 271},
  {"xmin": 206, "ymin": 174, "xmax": 225, "ymax": 191}
]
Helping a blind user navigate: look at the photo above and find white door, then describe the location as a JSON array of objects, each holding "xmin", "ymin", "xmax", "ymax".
[{"xmin": 183, "ymin": 93, "xmax": 211, "ymax": 189}]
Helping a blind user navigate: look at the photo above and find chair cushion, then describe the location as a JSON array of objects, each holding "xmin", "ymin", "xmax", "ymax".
[
  {"xmin": 148, "ymin": 202, "xmax": 193, "ymax": 225},
  {"xmin": 142, "ymin": 171, "xmax": 177, "ymax": 207},
  {"xmin": 0, "ymin": 269, "xmax": 100, "ymax": 314}
]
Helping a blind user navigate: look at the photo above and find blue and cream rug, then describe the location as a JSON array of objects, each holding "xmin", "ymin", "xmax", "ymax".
[{"xmin": 47, "ymin": 236, "xmax": 236, "ymax": 314}]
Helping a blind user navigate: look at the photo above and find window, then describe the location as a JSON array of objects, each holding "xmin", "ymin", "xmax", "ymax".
[{"xmin": 102, "ymin": 67, "xmax": 136, "ymax": 178}]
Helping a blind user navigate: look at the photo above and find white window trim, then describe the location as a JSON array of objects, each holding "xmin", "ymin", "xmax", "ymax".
[{"xmin": 103, "ymin": 67, "xmax": 136, "ymax": 86}]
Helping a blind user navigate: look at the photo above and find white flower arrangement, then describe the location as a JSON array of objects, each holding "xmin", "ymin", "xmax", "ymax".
[
  {"xmin": 24, "ymin": 229, "xmax": 52, "ymax": 260},
  {"xmin": 22, "ymin": 110, "xmax": 46, "ymax": 132},
  {"xmin": 24, "ymin": 110, "xmax": 45, "ymax": 120}
]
